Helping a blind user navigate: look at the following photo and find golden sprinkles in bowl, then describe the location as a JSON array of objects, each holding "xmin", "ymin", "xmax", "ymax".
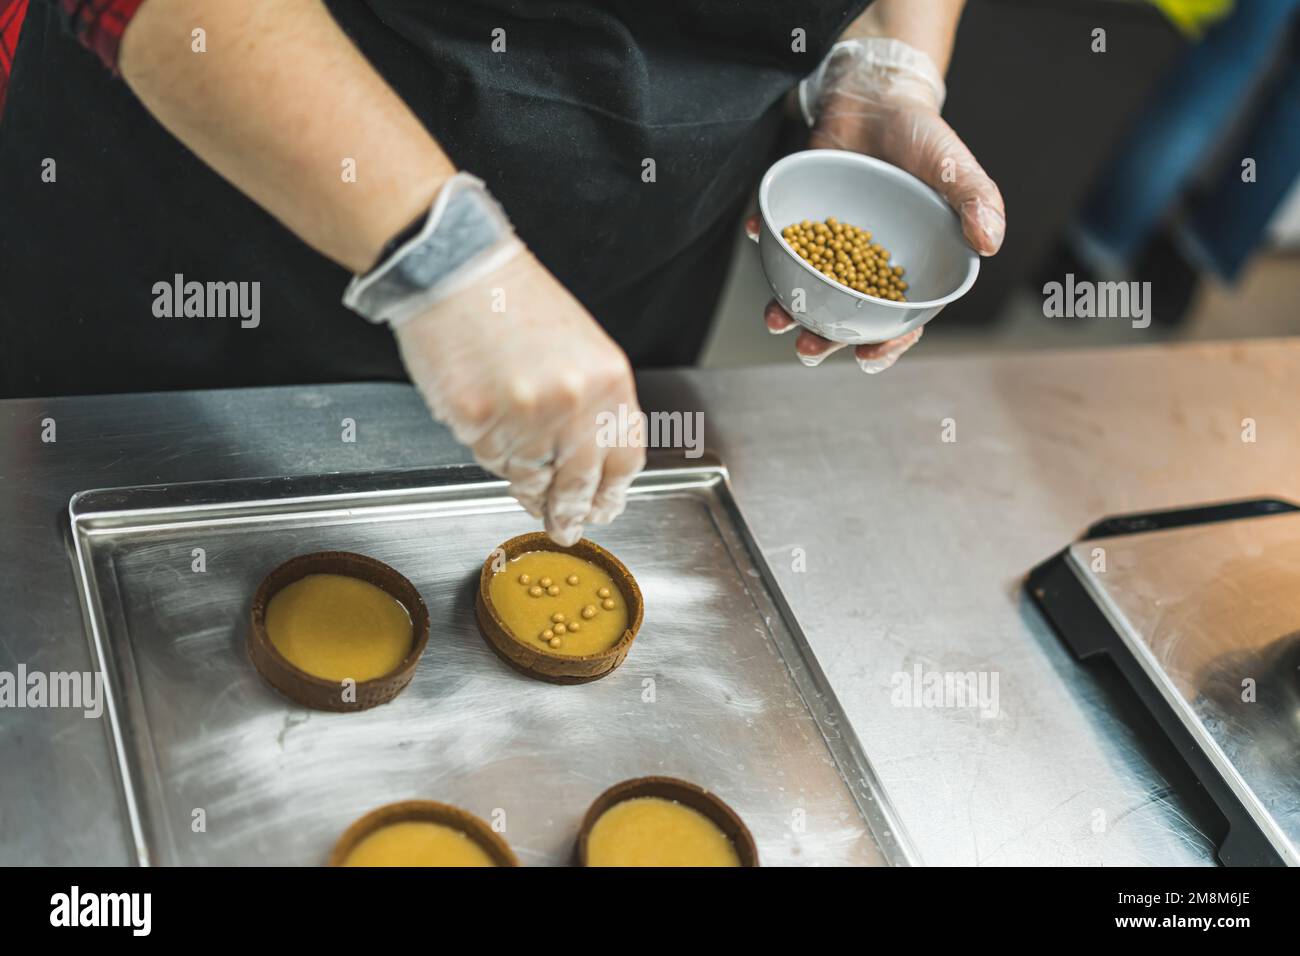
[{"xmin": 781, "ymin": 217, "xmax": 908, "ymax": 301}]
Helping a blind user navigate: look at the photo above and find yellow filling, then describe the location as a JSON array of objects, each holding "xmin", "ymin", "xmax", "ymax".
[
  {"xmin": 342, "ymin": 821, "xmax": 496, "ymax": 867},
  {"xmin": 265, "ymin": 573, "xmax": 413, "ymax": 682},
  {"xmin": 487, "ymin": 550, "xmax": 629, "ymax": 657},
  {"xmin": 586, "ymin": 797, "xmax": 741, "ymax": 867}
]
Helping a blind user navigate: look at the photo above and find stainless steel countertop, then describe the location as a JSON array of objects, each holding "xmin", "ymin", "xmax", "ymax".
[{"xmin": 3, "ymin": 338, "xmax": 1298, "ymax": 865}]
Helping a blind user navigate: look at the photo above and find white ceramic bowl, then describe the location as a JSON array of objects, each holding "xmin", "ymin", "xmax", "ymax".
[{"xmin": 757, "ymin": 150, "xmax": 979, "ymax": 344}]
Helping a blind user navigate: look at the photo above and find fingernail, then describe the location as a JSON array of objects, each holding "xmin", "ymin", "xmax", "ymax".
[
  {"xmin": 858, "ymin": 326, "xmax": 922, "ymax": 374},
  {"xmin": 855, "ymin": 340, "xmax": 910, "ymax": 374},
  {"xmin": 588, "ymin": 498, "xmax": 626, "ymax": 525},
  {"xmin": 545, "ymin": 508, "xmax": 584, "ymax": 542},
  {"xmin": 859, "ymin": 327, "xmax": 922, "ymax": 359},
  {"xmin": 764, "ymin": 301, "xmax": 797, "ymax": 334},
  {"xmin": 548, "ymin": 523, "xmax": 583, "ymax": 546},
  {"xmin": 799, "ymin": 350, "xmax": 831, "ymax": 367},
  {"xmin": 856, "ymin": 352, "xmax": 901, "ymax": 375},
  {"xmin": 968, "ymin": 200, "xmax": 1005, "ymax": 255}
]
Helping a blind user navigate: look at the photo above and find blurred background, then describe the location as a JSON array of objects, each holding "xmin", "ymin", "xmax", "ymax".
[
  {"xmin": 704, "ymin": 0, "xmax": 1300, "ymax": 365},
  {"xmin": 4, "ymin": 0, "xmax": 1295, "ymax": 369}
]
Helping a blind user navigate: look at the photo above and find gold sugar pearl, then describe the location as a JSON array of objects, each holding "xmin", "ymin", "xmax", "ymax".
[
  {"xmin": 597, "ymin": 587, "xmax": 611, "ymax": 599},
  {"xmin": 567, "ymin": 621, "xmax": 580, "ymax": 632},
  {"xmin": 782, "ymin": 217, "xmax": 907, "ymax": 301},
  {"xmin": 546, "ymin": 585, "xmax": 560, "ymax": 596},
  {"xmin": 554, "ymin": 623, "xmax": 567, "ymax": 635},
  {"xmin": 566, "ymin": 574, "xmax": 579, "ymax": 586},
  {"xmin": 539, "ymin": 577, "xmax": 552, "ymax": 588},
  {"xmin": 581, "ymin": 605, "xmax": 597, "ymax": 619},
  {"xmin": 528, "ymin": 586, "xmax": 543, "ymax": 597},
  {"xmin": 551, "ymin": 612, "xmax": 566, "ymax": 623},
  {"xmin": 602, "ymin": 598, "xmax": 615, "ymax": 611},
  {"xmin": 549, "ymin": 637, "xmax": 562, "ymax": 649},
  {"xmin": 542, "ymin": 629, "xmax": 554, "ymax": 641},
  {"xmin": 518, "ymin": 574, "xmax": 531, "ymax": 585}
]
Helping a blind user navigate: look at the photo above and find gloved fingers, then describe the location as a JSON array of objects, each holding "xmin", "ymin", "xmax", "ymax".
[
  {"xmin": 423, "ymin": 376, "xmax": 514, "ymax": 457},
  {"xmin": 794, "ymin": 327, "xmax": 848, "ymax": 367},
  {"xmin": 456, "ymin": 363, "xmax": 564, "ymax": 473},
  {"xmin": 808, "ymin": 98, "xmax": 1005, "ymax": 257},
  {"xmin": 898, "ymin": 112, "xmax": 1005, "ymax": 256},
  {"xmin": 544, "ymin": 426, "xmax": 606, "ymax": 546},
  {"xmin": 508, "ymin": 481, "xmax": 549, "ymax": 520},
  {"xmin": 538, "ymin": 353, "xmax": 637, "ymax": 543},
  {"xmin": 764, "ymin": 299, "xmax": 799, "ymax": 335},
  {"xmin": 493, "ymin": 375, "xmax": 588, "ymax": 518},
  {"xmin": 472, "ymin": 432, "xmax": 550, "ymax": 516},
  {"xmin": 957, "ymin": 193, "xmax": 1007, "ymax": 259},
  {"xmin": 854, "ymin": 326, "xmax": 923, "ymax": 374},
  {"xmin": 587, "ymin": 441, "xmax": 645, "ymax": 526},
  {"xmin": 499, "ymin": 437, "xmax": 557, "ymax": 519}
]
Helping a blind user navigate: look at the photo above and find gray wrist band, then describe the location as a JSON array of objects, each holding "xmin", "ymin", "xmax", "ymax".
[{"xmin": 343, "ymin": 172, "xmax": 523, "ymax": 326}]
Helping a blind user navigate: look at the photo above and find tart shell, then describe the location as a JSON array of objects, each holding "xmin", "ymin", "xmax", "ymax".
[
  {"xmin": 248, "ymin": 551, "xmax": 430, "ymax": 712},
  {"xmin": 328, "ymin": 800, "xmax": 519, "ymax": 867},
  {"xmin": 475, "ymin": 532, "xmax": 643, "ymax": 684},
  {"xmin": 575, "ymin": 775, "xmax": 759, "ymax": 867}
]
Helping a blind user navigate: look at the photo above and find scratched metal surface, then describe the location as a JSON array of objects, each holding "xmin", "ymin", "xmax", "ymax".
[
  {"xmin": 68, "ymin": 460, "xmax": 910, "ymax": 866},
  {"xmin": 1068, "ymin": 514, "xmax": 1300, "ymax": 865},
  {"xmin": 9, "ymin": 342, "xmax": 1300, "ymax": 865}
]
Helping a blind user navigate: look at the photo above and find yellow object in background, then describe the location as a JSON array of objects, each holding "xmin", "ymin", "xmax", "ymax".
[{"xmin": 1150, "ymin": 0, "xmax": 1235, "ymax": 38}]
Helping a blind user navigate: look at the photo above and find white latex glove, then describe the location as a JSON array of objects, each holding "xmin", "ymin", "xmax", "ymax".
[
  {"xmin": 394, "ymin": 250, "xmax": 645, "ymax": 545},
  {"xmin": 762, "ymin": 37, "xmax": 1006, "ymax": 371}
]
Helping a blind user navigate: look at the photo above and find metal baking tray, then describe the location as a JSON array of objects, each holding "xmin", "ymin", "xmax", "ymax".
[{"xmin": 68, "ymin": 455, "xmax": 916, "ymax": 866}]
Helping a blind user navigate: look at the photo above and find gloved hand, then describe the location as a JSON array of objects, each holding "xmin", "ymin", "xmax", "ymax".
[
  {"xmin": 394, "ymin": 250, "xmax": 645, "ymax": 545},
  {"xmin": 762, "ymin": 37, "xmax": 1006, "ymax": 372},
  {"xmin": 746, "ymin": 214, "xmax": 925, "ymax": 374}
]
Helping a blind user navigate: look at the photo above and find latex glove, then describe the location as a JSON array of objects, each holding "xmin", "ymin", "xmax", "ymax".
[
  {"xmin": 761, "ymin": 38, "xmax": 1006, "ymax": 371},
  {"xmin": 394, "ymin": 250, "xmax": 645, "ymax": 545},
  {"xmin": 804, "ymin": 38, "xmax": 1005, "ymax": 255}
]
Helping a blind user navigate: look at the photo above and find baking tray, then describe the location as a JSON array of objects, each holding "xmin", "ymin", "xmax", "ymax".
[{"xmin": 67, "ymin": 454, "xmax": 916, "ymax": 866}]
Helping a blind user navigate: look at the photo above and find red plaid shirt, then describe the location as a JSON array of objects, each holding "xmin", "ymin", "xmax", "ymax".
[{"xmin": 0, "ymin": 0, "xmax": 146, "ymax": 115}]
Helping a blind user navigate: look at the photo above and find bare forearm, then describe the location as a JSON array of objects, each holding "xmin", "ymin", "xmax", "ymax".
[
  {"xmin": 119, "ymin": 0, "xmax": 454, "ymax": 273},
  {"xmin": 842, "ymin": 0, "xmax": 966, "ymax": 72}
]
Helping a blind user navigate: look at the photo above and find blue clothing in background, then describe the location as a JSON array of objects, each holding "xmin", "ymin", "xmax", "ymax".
[{"xmin": 1078, "ymin": 0, "xmax": 1300, "ymax": 280}]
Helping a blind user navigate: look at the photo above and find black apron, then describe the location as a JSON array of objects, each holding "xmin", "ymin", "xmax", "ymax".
[{"xmin": 0, "ymin": 1, "xmax": 868, "ymax": 397}]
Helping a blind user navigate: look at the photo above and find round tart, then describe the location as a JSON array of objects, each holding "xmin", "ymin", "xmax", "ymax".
[
  {"xmin": 575, "ymin": 776, "xmax": 758, "ymax": 867},
  {"xmin": 329, "ymin": 800, "xmax": 518, "ymax": 867},
  {"xmin": 475, "ymin": 532, "xmax": 643, "ymax": 684},
  {"xmin": 249, "ymin": 551, "xmax": 429, "ymax": 712}
]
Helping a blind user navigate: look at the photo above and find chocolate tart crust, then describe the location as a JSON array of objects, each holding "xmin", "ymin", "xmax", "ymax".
[
  {"xmin": 475, "ymin": 532, "xmax": 644, "ymax": 684},
  {"xmin": 328, "ymin": 800, "xmax": 519, "ymax": 867},
  {"xmin": 575, "ymin": 776, "xmax": 760, "ymax": 867},
  {"xmin": 248, "ymin": 551, "xmax": 430, "ymax": 712}
]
